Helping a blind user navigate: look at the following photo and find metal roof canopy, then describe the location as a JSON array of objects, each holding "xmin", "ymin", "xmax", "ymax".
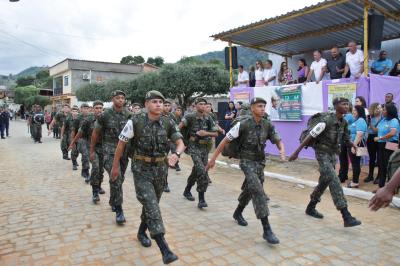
[{"xmin": 211, "ymin": 0, "xmax": 400, "ymax": 57}]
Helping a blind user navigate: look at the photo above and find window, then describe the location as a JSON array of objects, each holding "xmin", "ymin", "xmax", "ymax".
[{"xmin": 64, "ymin": 75, "xmax": 69, "ymax": 86}]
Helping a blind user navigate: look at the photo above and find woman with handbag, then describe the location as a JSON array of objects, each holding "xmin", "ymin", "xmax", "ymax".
[
  {"xmin": 374, "ymin": 103, "xmax": 400, "ymax": 189},
  {"xmin": 365, "ymin": 103, "xmax": 382, "ymax": 183},
  {"xmin": 348, "ymin": 105, "xmax": 368, "ymax": 188}
]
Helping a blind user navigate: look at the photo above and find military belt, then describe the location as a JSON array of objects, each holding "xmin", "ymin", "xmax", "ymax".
[
  {"xmin": 133, "ymin": 155, "xmax": 166, "ymax": 163},
  {"xmin": 189, "ymin": 136, "xmax": 210, "ymax": 145}
]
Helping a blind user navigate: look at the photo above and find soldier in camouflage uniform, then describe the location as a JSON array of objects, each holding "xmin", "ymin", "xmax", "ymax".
[
  {"xmin": 64, "ymin": 106, "xmax": 80, "ymax": 169},
  {"xmin": 49, "ymin": 104, "xmax": 71, "ymax": 160},
  {"xmin": 71, "ymin": 103, "xmax": 91, "ymax": 181},
  {"xmin": 30, "ymin": 105, "xmax": 45, "ymax": 143},
  {"xmin": 162, "ymin": 100, "xmax": 177, "ymax": 192},
  {"xmin": 179, "ymin": 98, "xmax": 218, "ymax": 209},
  {"xmin": 289, "ymin": 97, "xmax": 362, "ymax": 227},
  {"xmin": 70, "ymin": 101, "xmax": 105, "ymax": 201},
  {"xmin": 171, "ymin": 106, "xmax": 183, "ymax": 171},
  {"xmin": 90, "ymin": 90, "xmax": 131, "ymax": 225},
  {"xmin": 111, "ymin": 90, "xmax": 184, "ymax": 265},
  {"xmin": 207, "ymin": 97, "xmax": 285, "ymax": 244}
]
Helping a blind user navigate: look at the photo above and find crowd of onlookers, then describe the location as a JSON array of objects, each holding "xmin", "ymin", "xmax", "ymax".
[
  {"xmin": 236, "ymin": 41, "xmax": 400, "ymax": 87},
  {"xmin": 337, "ymin": 93, "xmax": 399, "ymax": 192}
]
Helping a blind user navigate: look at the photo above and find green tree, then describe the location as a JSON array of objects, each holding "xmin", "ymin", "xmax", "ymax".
[
  {"xmin": 16, "ymin": 76, "xmax": 35, "ymax": 87},
  {"xmin": 120, "ymin": 55, "xmax": 135, "ymax": 64},
  {"xmin": 147, "ymin": 56, "xmax": 164, "ymax": 67},
  {"xmin": 177, "ymin": 56, "xmax": 203, "ymax": 65},
  {"xmin": 35, "ymin": 69, "xmax": 50, "ymax": 80},
  {"xmin": 14, "ymin": 85, "xmax": 39, "ymax": 104},
  {"xmin": 133, "ymin": 55, "xmax": 145, "ymax": 64},
  {"xmin": 146, "ymin": 57, "xmax": 155, "ymax": 65},
  {"xmin": 24, "ymin": 95, "xmax": 51, "ymax": 108}
]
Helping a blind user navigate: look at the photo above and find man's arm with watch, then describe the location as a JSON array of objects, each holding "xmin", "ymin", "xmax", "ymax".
[{"xmin": 169, "ymin": 138, "xmax": 185, "ymax": 167}]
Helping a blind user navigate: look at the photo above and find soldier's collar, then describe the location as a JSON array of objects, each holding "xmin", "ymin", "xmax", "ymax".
[{"xmin": 145, "ymin": 113, "xmax": 162, "ymax": 125}]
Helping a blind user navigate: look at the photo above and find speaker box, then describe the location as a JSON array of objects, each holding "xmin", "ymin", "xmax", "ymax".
[
  {"xmin": 224, "ymin": 47, "xmax": 238, "ymax": 70},
  {"xmin": 368, "ymin": 14, "xmax": 384, "ymax": 50}
]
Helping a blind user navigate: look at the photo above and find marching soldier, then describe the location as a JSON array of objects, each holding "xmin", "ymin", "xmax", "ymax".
[
  {"xmin": 49, "ymin": 104, "xmax": 71, "ymax": 160},
  {"xmin": 90, "ymin": 90, "xmax": 131, "ymax": 225},
  {"xmin": 179, "ymin": 98, "xmax": 218, "ymax": 209},
  {"xmin": 289, "ymin": 97, "xmax": 362, "ymax": 227},
  {"xmin": 206, "ymin": 97, "xmax": 285, "ymax": 244},
  {"xmin": 162, "ymin": 100, "xmax": 176, "ymax": 192},
  {"xmin": 171, "ymin": 105, "xmax": 183, "ymax": 172},
  {"xmin": 63, "ymin": 106, "xmax": 80, "ymax": 170},
  {"xmin": 30, "ymin": 105, "xmax": 45, "ymax": 143},
  {"xmin": 111, "ymin": 90, "xmax": 184, "ymax": 265}
]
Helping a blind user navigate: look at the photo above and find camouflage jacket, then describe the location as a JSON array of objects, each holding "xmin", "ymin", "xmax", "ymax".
[
  {"xmin": 181, "ymin": 112, "xmax": 217, "ymax": 144},
  {"xmin": 95, "ymin": 107, "xmax": 131, "ymax": 150}
]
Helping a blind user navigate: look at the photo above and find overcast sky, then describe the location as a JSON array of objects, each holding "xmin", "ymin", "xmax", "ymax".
[{"xmin": 0, "ymin": 0, "xmax": 320, "ymax": 74}]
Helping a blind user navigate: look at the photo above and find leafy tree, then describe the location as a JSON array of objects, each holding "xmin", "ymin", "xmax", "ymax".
[
  {"xmin": 177, "ymin": 56, "xmax": 203, "ymax": 65},
  {"xmin": 147, "ymin": 56, "xmax": 165, "ymax": 67},
  {"xmin": 24, "ymin": 95, "xmax": 51, "ymax": 108},
  {"xmin": 120, "ymin": 55, "xmax": 135, "ymax": 64},
  {"xmin": 132, "ymin": 55, "xmax": 145, "ymax": 64},
  {"xmin": 16, "ymin": 76, "xmax": 35, "ymax": 87},
  {"xmin": 146, "ymin": 57, "xmax": 155, "ymax": 65},
  {"xmin": 35, "ymin": 69, "xmax": 49, "ymax": 80},
  {"xmin": 14, "ymin": 85, "xmax": 39, "ymax": 104}
]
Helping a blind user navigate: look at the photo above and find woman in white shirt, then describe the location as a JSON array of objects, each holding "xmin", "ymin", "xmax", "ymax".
[{"xmin": 255, "ymin": 60, "xmax": 265, "ymax": 87}]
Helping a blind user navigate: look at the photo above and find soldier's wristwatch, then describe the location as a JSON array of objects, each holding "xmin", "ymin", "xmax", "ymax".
[{"xmin": 173, "ymin": 152, "xmax": 181, "ymax": 158}]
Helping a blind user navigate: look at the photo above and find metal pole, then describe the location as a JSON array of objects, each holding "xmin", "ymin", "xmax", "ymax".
[
  {"xmin": 229, "ymin": 42, "xmax": 233, "ymax": 87},
  {"xmin": 363, "ymin": 4, "xmax": 369, "ymax": 75}
]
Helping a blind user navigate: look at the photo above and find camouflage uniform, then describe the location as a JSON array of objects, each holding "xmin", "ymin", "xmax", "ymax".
[
  {"xmin": 54, "ymin": 112, "xmax": 68, "ymax": 156},
  {"xmin": 227, "ymin": 116, "xmax": 281, "ymax": 218},
  {"xmin": 80, "ymin": 114, "xmax": 104, "ymax": 189},
  {"xmin": 119, "ymin": 112, "xmax": 182, "ymax": 237},
  {"xmin": 182, "ymin": 112, "xmax": 217, "ymax": 192},
  {"xmin": 73, "ymin": 114, "xmax": 90, "ymax": 171},
  {"xmin": 95, "ymin": 107, "xmax": 131, "ymax": 207},
  {"xmin": 310, "ymin": 112, "xmax": 349, "ymax": 210},
  {"xmin": 64, "ymin": 114, "xmax": 80, "ymax": 161},
  {"xmin": 31, "ymin": 111, "xmax": 44, "ymax": 142}
]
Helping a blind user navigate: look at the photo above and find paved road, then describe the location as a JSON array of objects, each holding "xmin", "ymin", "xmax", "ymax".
[{"xmin": 1, "ymin": 120, "xmax": 399, "ymax": 265}]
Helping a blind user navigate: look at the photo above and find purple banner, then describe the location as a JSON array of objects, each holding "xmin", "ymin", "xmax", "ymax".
[{"xmin": 369, "ymin": 74, "xmax": 400, "ymax": 104}]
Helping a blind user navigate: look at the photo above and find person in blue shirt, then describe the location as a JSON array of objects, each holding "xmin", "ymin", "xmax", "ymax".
[
  {"xmin": 371, "ymin": 51, "xmax": 393, "ymax": 76},
  {"xmin": 365, "ymin": 103, "xmax": 383, "ymax": 183},
  {"xmin": 347, "ymin": 105, "xmax": 368, "ymax": 188},
  {"xmin": 224, "ymin": 101, "xmax": 237, "ymax": 131},
  {"xmin": 374, "ymin": 103, "xmax": 400, "ymax": 188},
  {"xmin": 338, "ymin": 103, "xmax": 354, "ymax": 183}
]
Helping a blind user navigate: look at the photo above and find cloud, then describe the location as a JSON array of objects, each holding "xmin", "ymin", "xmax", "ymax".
[{"xmin": 0, "ymin": 0, "xmax": 320, "ymax": 74}]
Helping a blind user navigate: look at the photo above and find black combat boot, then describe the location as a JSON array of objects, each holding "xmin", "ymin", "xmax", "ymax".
[
  {"xmin": 84, "ymin": 170, "xmax": 91, "ymax": 183},
  {"xmin": 341, "ymin": 207, "xmax": 361, "ymax": 227},
  {"xmin": 197, "ymin": 192, "xmax": 208, "ymax": 209},
  {"xmin": 115, "ymin": 205, "xmax": 126, "ymax": 225},
  {"xmin": 233, "ymin": 205, "xmax": 248, "ymax": 226},
  {"xmin": 183, "ymin": 185, "xmax": 195, "ymax": 201},
  {"xmin": 305, "ymin": 200, "xmax": 324, "ymax": 219},
  {"xmin": 261, "ymin": 216, "xmax": 279, "ymax": 244},
  {"xmin": 154, "ymin": 234, "xmax": 178, "ymax": 264},
  {"xmin": 63, "ymin": 153, "xmax": 71, "ymax": 160},
  {"xmin": 92, "ymin": 187, "xmax": 100, "ymax": 203},
  {"xmin": 72, "ymin": 160, "xmax": 78, "ymax": 171},
  {"xmin": 99, "ymin": 186, "xmax": 105, "ymax": 194},
  {"xmin": 137, "ymin": 222, "xmax": 152, "ymax": 247},
  {"xmin": 164, "ymin": 183, "xmax": 170, "ymax": 193}
]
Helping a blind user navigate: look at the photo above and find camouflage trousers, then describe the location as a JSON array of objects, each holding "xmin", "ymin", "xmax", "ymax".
[
  {"xmin": 132, "ymin": 160, "xmax": 167, "ymax": 237},
  {"xmin": 61, "ymin": 132, "xmax": 70, "ymax": 156},
  {"xmin": 71, "ymin": 138, "xmax": 79, "ymax": 162},
  {"xmin": 238, "ymin": 159, "xmax": 269, "ymax": 219},
  {"xmin": 90, "ymin": 146, "xmax": 104, "ymax": 188},
  {"xmin": 187, "ymin": 144, "xmax": 209, "ymax": 193},
  {"xmin": 78, "ymin": 139, "xmax": 90, "ymax": 170},
  {"xmin": 103, "ymin": 145, "xmax": 128, "ymax": 207},
  {"xmin": 311, "ymin": 151, "xmax": 347, "ymax": 210},
  {"xmin": 32, "ymin": 124, "xmax": 42, "ymax": 141}
]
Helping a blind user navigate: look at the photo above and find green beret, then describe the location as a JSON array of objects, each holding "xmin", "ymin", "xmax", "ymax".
[
  {"xmin": 111, "ymin": 90, "xmax": 126, "ymax": 97},
  {"xmin": 145, "ymin": 90, "xmax": 165, "ymax": 101},
  {"xmin": 332, "ymin": 97, "xmax": 349, "ymax": 106},
  {"xmin": 72, "ymin": 105, "xmax": 79, "ymax": 111},
  {"xmin": 80, "ymin": 103, "xmax": 90, "ymax": 108},
  {"xmin": 194, "ymin": 97, "xmax": 207, "ymax": 104},
  {"xmin": 250, "ymin": 97, "xmax": 267, "ymax": 105}
]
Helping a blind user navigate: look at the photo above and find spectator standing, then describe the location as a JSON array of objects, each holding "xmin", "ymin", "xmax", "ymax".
[
  {"xmin": 255, "ymin": 61, "xmax": 265, "ymax": 87},
  {"xmin": 237, "ymin": 65, "xmax": 249, "ymax": 87},
  {"xmin": 374, "ymin": 103, "xmax": 400, "ymax": 189},
  {"xmin": 343, "ymin": 41, "xmax": 364, "ymax": 79},
  {"xmin": 45, "ymin": 110, "xmax": 52, "ymax": 130},
  {"xmin": 384, "ymin": 93, "xmax": 396, "ymax": 106},
  {"xmin": 224, "ymin": 101, "xmax": 237, "ymax": 131},
  {"xmin": 0, "ymin": 107, "xmax": 6, "ymax": 139},
  {"xmin": 263, "ymin": 60, "xmax": 277, "ymax": 86},
  {"xmin": 278, "ymin": 62, "xmax": 293, "ymax": 85},
  {"xmin": 327, "ymin": 46, "xmax": 346, "ymax": 79},
  {"xmin": 297, "ymin": 59, "xmax": 308, "ymax": 83},
  {"xmin": 249, "ymin": 66, "xmax": 256, "ymax": 87},
  {"xmin": 371, "ymin": 51, "xmax": 392, "ymax": 75},
  {"xmin": 3, "ymin": 108, "xmax": 10, "ymax": 137},
  {"xmin": 347, "ymin": 105, "xmax": 368, "ymax": 188},
  {"xmin": 389, "ymin": 61, "xmax": 400, "ymax": 77},
  {"xmin": 306, "ymin": 50, "xmax": 327, "ymax": 84},
  {"xmin": 365, "ymin": 103, "xmax": 382, "ymax": 183},
  {"xmin": 355, "ymin": 96, "xmax": 369, "ymax": 116}
]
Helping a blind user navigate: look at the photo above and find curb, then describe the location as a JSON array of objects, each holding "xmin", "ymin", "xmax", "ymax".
[{"xmin": 215, "ymin": 160, "xmax": 400, "ymax": 208}]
